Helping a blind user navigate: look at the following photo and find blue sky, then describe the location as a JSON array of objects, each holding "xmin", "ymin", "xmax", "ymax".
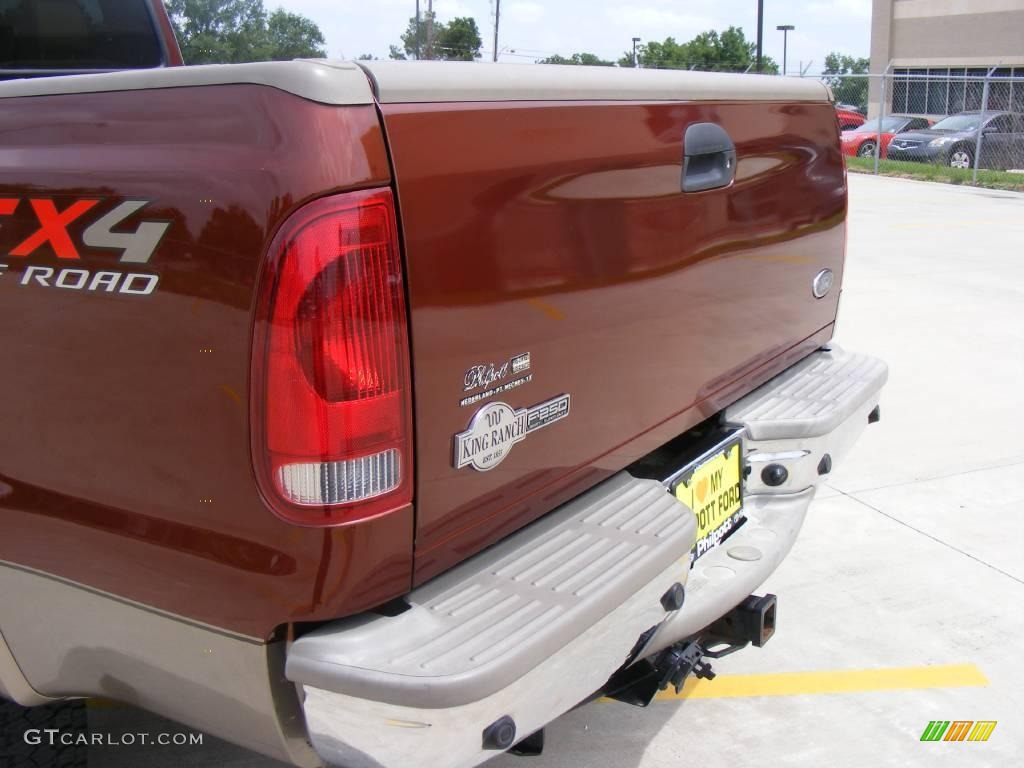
[{"xmin": 282, "ymin": 0, "xmax": 872, "ymax": 74}]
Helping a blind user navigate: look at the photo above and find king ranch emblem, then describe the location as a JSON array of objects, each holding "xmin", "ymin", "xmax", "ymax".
[{"xmin": 454, "ymin": 394, "xmax": 570, "ymax": 471}]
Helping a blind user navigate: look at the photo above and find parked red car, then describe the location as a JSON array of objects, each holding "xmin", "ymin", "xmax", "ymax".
[
  {"xmin": 841, "ymin": 115, "xmax": 935, "ymax": 159},
  {"xmin": 835, "ymin": 106, "xmax": 866, "ymax": 131}
]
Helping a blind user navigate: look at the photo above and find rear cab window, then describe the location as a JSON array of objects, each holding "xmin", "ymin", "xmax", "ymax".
[{"xmin": 0, "ymin": 0, "xmax": 166, "ymax": 77}]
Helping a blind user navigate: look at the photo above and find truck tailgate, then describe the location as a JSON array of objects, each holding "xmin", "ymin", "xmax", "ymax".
[{"xmin": 363, "ymin": 63, "xmax": 846, "ymax": 581}]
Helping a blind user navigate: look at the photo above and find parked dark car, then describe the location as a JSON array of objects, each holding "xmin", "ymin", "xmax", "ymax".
[{"xmin": 886, "ymin": 110, "xmax": 1024, "ymax": 170}]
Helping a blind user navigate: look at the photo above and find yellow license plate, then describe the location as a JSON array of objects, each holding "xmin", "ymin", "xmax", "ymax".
[{"xmin": 672, "ymin": 440, "xmax": 744, "ymax": 559}]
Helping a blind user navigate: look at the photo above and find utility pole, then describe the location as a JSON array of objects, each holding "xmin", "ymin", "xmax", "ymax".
[
  {"xmin": 755, "ymin": 0, "xmax": 764, "ymax": 73},
  {"xmin": 777, "ymin": 25, "xmax": 794, "ymax": 76},
  {"xmin": 493, "ymin": 0, "xmax": 500, "ymax": 62},
  {"xmin": 426, "ymin": 0, "xmax": 434, "ymax": 60},
  {"xmin": 632, "ymin": 37, "xmax": 641, "ymax": 68},
  {"xmin": 415, "ymin": 0, "xmax": 420, "ymax": 59}
]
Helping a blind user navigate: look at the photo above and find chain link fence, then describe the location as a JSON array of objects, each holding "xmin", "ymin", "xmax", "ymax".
[{"xmin": 819, "ymin": 70, "xmax": 1024, "ymax": 189}]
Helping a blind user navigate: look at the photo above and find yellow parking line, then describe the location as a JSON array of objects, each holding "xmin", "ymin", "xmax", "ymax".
[{"xmin": 629, "ymin": 663, "xmax": 988, "ymax": 702}]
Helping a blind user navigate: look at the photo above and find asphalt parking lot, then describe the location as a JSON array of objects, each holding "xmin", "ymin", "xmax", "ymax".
[{"xmin": 86, "ymin": 172, "xmax": 1024, "ymax": 767}]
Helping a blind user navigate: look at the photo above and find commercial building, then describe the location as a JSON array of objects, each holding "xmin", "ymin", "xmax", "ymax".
[{"xmin": 869, "ymin": 0, "xmax": 1024, "ymax": 117}]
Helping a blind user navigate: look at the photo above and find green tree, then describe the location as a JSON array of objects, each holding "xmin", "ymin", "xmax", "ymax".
[
  {"xmin": 264, "ymin": 10, "xmax": 325, "ymax": 60},
  {"xmin": 629, "ymin": 27, "xmax": 779, "ymax": 74},
  {"xmin": 394, "ymin": 13, "xmax": 482, "ymax": 60},
  {"xmin": 823, "ymin": 52, "xmax": 871, "ymax": 109},
  {"xmin": 438, "ymin": 17, "xmax": 483, "ymax": 61},
  {"xmin": 396, "ymin": 12, "xmax": 428, "ymax": 58},
  {"xmin": 166, "ymin": 0, "xmax": 325, "ymax": 63},
  {"xmin": 538, "ymin": 52, "xmax": 615, "ymax": 66},
  {"xmin": 630, "ymin": 36, "xmax": 684, "ymax": 69}
]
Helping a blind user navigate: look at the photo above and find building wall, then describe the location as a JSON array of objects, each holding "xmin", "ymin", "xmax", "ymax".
[{"xmin": 868, "ymin": 0, "xmax": 1024, "ymax": 116}]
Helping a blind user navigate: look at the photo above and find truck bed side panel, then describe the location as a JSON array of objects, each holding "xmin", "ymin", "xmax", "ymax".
[{"xmin": 0, "ymin": 85, "xmax": 411, "ymax": 638}]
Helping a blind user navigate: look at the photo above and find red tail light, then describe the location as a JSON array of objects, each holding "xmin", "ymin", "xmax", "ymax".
[{"xmin": 251, "ymin": 188, "xmax": 412, "ymax": 526}]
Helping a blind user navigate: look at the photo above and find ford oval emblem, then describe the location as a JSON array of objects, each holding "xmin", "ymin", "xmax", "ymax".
[{"xmin": 812, "ymin": 268, "xmax": 834, "ymax": 299}]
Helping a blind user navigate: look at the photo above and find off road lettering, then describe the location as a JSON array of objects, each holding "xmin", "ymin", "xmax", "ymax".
[
  {"xmin": 83, "ymin": 200, "xmax": 171, "ymax": 264},
  {"xmin": 0, "ymin": 196, "xmax": 168, "ymax": 297},
  {"xmin": 0, "ymin": 196, "xmax": 169, "ymax": 265},
  {"xmin": 10, "ymin": 199, "xmax": 98, "ymax": 259},
  {"xmin": 20, "ymin": 265, "xmax": 158, "ymax": 295}
]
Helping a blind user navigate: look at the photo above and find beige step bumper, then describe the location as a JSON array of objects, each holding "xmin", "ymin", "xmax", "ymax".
[{"xmin": 287, "ymin": 345, "xmax": 886, "ymax": 768}]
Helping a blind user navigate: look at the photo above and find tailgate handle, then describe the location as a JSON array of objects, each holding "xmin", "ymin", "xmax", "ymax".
[{"xmin": 682, "ymin": 123, "xmax": 737, "ymax": 193}]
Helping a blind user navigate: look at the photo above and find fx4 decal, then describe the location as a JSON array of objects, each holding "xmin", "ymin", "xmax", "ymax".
[
  {"xmin": 0, "ymin": 197, "xmax": 170, "ymax": 263},
  {"xmin": 0, "ymin": 197, "xmax": 170, "ymax": 297}
]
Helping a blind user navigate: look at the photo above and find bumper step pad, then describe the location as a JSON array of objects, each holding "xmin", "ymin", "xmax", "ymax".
[
  {"xmin": 287, "ymin": 473, "xmax": 695, "ymax": 709},
  {"xmin": 726, "ymin": 346, "xmax": 889, "ymax": 440}
]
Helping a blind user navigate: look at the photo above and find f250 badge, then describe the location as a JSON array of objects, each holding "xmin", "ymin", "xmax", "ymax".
[
  {"xmin": 0, "ymin": 197, "xmax": 169, "ymax": 296},
  {"xmin": 454, "ymin": 394, "xmax": 570, "ymax": 471}
]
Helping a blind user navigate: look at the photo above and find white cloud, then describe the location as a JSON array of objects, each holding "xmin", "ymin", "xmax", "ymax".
[
  {"xmin": 604, "ymin": 5, "xmax": 717, "ymax": 37},
  {"xmin": 806, "ymin": 0, "xmax": 872, "ymax": 19},
  {"xmin": 433, "ymin": 0, "xmax": 477, "ymax": 19},
  {"xmin": 505, "ymin": 1, "xmax": 546, "ymax": 25}
]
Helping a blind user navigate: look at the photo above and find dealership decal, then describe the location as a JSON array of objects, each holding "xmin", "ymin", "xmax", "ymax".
[
  {"xmin": 464, "ymin": 352, "xmax": 531, "ymax": 392},
  {"xmin": 454, "ymin": 393, "xmax": 570, "ymax": 471},
  {"xmin": 460, "ymin": 374, "xmax": 532, "ymax": 408},
  {"xmin": 0, "ymin": 197, "xmax": 169, "ymax": 296}
]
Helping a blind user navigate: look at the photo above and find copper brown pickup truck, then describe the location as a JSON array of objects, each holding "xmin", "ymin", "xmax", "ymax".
[{"xmin": 0, "ymin": 50, "xmax": 887, "ymax": 768}]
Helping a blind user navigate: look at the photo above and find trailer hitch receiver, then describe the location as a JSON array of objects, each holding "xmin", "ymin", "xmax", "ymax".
[{"xmin": 601, "ymin": 594, "xmax": 778, "ymax": 706}]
